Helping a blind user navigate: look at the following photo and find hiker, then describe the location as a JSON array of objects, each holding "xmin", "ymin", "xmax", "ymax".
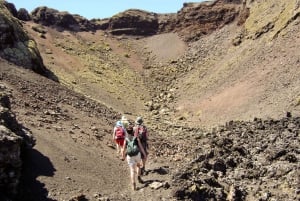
[
  {"xmin": 120, "ymin": 115, "xmax": 129, "ymax": 129},
  {"xmin": 112, "ymin": 120, "xmax": 126, "ymax": 158},
  {"xmin": 133, "ymin": 116, "xmax": 149, "ymax": 175},
  {"xmin": 121, "ymin": 123, "xmax": 147, "ymax": 190}
]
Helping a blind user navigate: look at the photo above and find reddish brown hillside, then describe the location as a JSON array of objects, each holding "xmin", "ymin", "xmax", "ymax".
[{"xmin": 0, "ymin": 0, "xmax": 299, "ymax": 200}]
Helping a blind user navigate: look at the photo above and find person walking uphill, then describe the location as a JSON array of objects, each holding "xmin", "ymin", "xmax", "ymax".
[
  {"xmin": 133, "ymin": 116, "xmax": 149, "ymax": 175},
  {"xmin": 120, "ymin": 115, "xmax": 129, "ymax": 129},
  {"xmin": 112, "ymin": 121, "xmax": 126, "ymax": 158},
  {"xmin": 121, "ymin": 124, "xmax": 147, "ymax": 191}
]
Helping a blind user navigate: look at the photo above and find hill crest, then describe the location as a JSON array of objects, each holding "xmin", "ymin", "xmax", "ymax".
[{"xmin": 0, "ymin": 0, "xmax": 299, "ymax": 200}]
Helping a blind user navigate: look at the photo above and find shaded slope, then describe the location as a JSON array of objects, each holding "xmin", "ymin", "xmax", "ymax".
[{"xmin": 0, "ymin": 61, "xmax": 129, "ymax": 200}]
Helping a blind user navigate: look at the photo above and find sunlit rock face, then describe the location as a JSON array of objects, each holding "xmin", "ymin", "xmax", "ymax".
[{"xmin": 0, "ymin": 2, "xmax": 48, "ymax": 76}]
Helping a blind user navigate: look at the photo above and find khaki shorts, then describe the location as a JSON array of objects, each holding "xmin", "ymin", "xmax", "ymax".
[{"xmin": 126, "ymin": 152, "xmax": 142, "ymax": 167}]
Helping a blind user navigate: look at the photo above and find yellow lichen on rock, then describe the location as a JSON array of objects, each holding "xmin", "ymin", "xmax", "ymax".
[{"xmin": 244, "ymin": 0, "xmax": 299, "ymax": 39}]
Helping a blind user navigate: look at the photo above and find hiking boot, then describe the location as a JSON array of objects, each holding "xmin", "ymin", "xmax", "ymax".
[
  {"xmin": 141, "ymin": 167, "xmax": 145, "ymax": 175},
  {"xmin": 137, "ymin": 176, "xmax": 144, "ymax": 184},
  {"xmin": 143, "ymin": 168, "xmax": 149, "ymax": 175}
]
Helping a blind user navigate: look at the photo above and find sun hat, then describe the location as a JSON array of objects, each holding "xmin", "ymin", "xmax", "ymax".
[
  {"xmin": 121, "ymin": 115, "xmax": 127, "ymax": 121},
  {"xmin": 135, "ymin": 116, "xmax": 143, "ymax": 125},
  {"xmin": 116, "ymin": 121, "xmax": 123, "ymax": 127}
]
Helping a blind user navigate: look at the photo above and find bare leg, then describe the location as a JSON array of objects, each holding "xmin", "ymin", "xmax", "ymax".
[
  {"xmin": 137, "ymin": 163, "xmax": 141, "ymax": 176},
  {"xmin": 116, "ymin": 143, "xmax": 120, "ymax": 154},
  {"xmin": 119, "ymin": 144, "xmax": 125, "ymax": 158},
  {"xmin": 137, "ymin": 162, "xmax": 144, "ymax": 183},
  {"xmin": 142, "ymin": 158, "xmax": 146, "ymax": 169},
  {"xmin": 141, "ymin": 146, "xmax": 147, "ymax": 174},
  {"xmin": 129, "ymin": 164, "xmax": 137, "ymax": 190}
]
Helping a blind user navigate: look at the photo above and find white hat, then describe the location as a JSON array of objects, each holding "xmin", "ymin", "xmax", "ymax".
[{"xmin": 116, "ymin": 121, "xmax": 123, "ymax": 127}]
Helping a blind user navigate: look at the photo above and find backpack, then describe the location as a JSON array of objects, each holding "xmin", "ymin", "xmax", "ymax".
[
  {"xmin": 126, "ymin": 137, "xmax": 139, "ymax": 156},
  {"xmin": 115, "ymin": 126, "xmax": 125, "ymax": 139},
  {"xmin": 135, "ymin": 125, "xmax": 147, "ymax": 143}
]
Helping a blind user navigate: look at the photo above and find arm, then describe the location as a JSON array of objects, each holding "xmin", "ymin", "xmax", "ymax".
[
  {"xmin": 123, "ymin": 128, "xmax": 127, "ymax": 138},
  {"xmin": 145, "ymin": 127, "xmax": 149, "ymax": 140},
  {"xmin": 137, "ymin": 137, "xmax": 147, "ymax": 158},
  {"xmin": 121, "ymin": 140, "xmax": 127, "ymax": 160},
  {"xmin": 145, "ymin": 127, "xmax": 149, "ymax": 149},
  {"xmin": 112, "ymin": 127, "xmax": 116, "ymax": 141},
  {"xmin": 133, "ymin": 126, "xmax": 138, "ymax": 137}
]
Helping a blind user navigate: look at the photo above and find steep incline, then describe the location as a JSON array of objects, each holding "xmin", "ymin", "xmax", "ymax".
[
  {"xmin": 133, "ymin": 0, "xmax": 300, "ymax": 128},
  {"xmin": 0, "ymin": 0, "xmax": 300, "ymax": 200}
]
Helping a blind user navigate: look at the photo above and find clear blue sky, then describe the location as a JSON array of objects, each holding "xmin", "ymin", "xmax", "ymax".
[{"xmin": 8, "ymin": 0, "xmax": 205, "ymax": 19}]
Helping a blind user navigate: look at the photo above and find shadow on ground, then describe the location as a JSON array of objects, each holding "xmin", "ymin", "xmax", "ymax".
[{"xmin": 18, "ymin": 148, "xmax": 56, "ymax": 201}]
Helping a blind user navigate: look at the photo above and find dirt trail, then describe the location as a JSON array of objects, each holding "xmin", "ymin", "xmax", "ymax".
[
  {"xmin": 1, "ymin": 62, "xmax": 175, "ymax": 201},
  {"xmin": 1, "ymin": 1, "xmax": 300, "ymax": 200}
]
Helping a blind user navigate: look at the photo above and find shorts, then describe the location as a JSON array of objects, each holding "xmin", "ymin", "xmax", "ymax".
[
  {"xmin": 126, "ymin": 152, "xmax": 142, "ymax": 168},
  {"xmin": 115, "ymin": 138, "xmax": 125, "ymax": 146}
]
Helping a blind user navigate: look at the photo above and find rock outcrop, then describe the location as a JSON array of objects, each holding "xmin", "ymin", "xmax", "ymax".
[
  {"xmin": 3, "ymin": 1, "xmax": 18, "ymax": 18},
  {"xmin": 105, "ymin": 9, "xmax": 159, "ymax": 35},
  {"xmin": 0, "ymin": 2, "xmax": 50, "ymax": 77},
  {"xmin": 9, "ymin": 0, "xmax": 248, "ymax": 39},
  {"xmin": 169, "ymin": 0, "xmax": 245, "ymax": 41},
  {"xmin": 17, "ymin": 8, "xmax": 31, "ymax": 21},
  {"xmin": 96, "ymin": 0, "xmax": 246, "ymax": 38},
  {"xmin": 243, "ymin": 0, "xmax": 300, "ymax": 39},
  {"xmin": 4, "ymin": 1, "xmax": 31, "ymax": 21},
  {"xmin": 31, "ymin": 6, "xmax": 96, "ymax": 31},
  {"xmin": 0, "ymin": 84, "xmax": 35, "ymax": 200}
]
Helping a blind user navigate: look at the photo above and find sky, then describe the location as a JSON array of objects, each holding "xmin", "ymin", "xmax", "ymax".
[{"xmin": 8, "ymin": 0, "xmax": 205, "ymax": 20}]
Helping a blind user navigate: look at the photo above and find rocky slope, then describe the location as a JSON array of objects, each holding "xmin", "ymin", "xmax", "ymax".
[
  {"xmin": 171, "ymin": 113, "xmax": 299, "ymax": 200},
  {"xmin": 138, "ymin": 0, "xmax": 300, "ymax": 129},
  {"xmin": 0, "ymin": 0, "xmax": 299, "ymax": 200},
  {"xmin": 0, "ymin": 83, "xmax": 35, "ymax": 200}
]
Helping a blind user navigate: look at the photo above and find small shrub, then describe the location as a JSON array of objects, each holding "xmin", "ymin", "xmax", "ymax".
[{"xmin": 296, "ymin": 97, "xmax": 300, "ymax": 106}]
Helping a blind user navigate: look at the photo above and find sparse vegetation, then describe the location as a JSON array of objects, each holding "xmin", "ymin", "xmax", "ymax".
[
  {"xmin": 296, "ymin": 97, "xmax": 300, "ymax": 106},
  {"xmin": 0, "ymin": 0, "xmax": 299, "ymax": 201},
  {"xmin": 124, "ymin": 53, "xmax": 130, "ymax": 58}
]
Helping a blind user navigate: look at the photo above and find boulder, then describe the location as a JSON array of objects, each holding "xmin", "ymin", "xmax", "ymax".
[
  {"xmin": 17, "ymin": 8, "xmax": 31, "ymax": 21},
  {"xmin": 3, "ymin": 1, "xmax": 17, "ymax": 18},
  {"xmin": 107, "ymin": 9, "xmax": 159, "ymax": 35},
  {"xmin": 0, "ymin": 84, "xmax": 35, "ymax": 200},
  {"xmin": 31, "ymin": 6, "xmax": 96, "ymax": 31},
  {"xmin": 159, "ymin": 0, "xmax": 245, "ymax": 41},
  {"xmin": 171, "ymin": 113, "xmax": 300, "ymax": 200},
  {"xmin": 0, "ymin": 2, "xmax": 50, "ymax": 77}
]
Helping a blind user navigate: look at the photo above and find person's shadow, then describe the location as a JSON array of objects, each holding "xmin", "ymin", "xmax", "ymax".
[
  {"xmin": 17, "ymin": 148, "xmax": 57, "ymax": 201},
  {"xmin": 137, "ymin": 166, "xmax": 169, "ymax": 190}
]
